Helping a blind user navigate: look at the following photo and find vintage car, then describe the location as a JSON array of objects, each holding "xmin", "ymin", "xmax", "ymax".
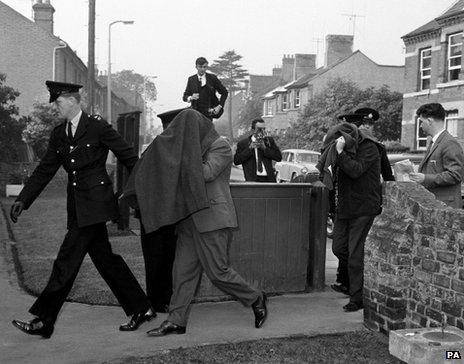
[{"xmin": 275, "ymin": 149, "xmax": 321, "ymax": 183}]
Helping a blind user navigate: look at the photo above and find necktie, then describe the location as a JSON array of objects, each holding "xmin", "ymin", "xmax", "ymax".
[
  {"xmin": 257, "ymin": 149, "xmax": 263, "ymax": 172},
  {"xmin": 67, "ymin": 121, "xmax": 73, "ymax": 141}
]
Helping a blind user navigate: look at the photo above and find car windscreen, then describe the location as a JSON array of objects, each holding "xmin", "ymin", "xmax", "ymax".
[{"xmin": 296, "ymin": 153, "xmax": 318, "ymax": 163}]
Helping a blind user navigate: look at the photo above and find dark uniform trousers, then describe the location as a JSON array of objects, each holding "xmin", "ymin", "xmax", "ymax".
[
  {"xmin": 332, "ymin": 215, "xmax": 375, "ymax": 305},
  {"xmin": 140, "ymin": 223, "xmax": 177, "ymax": 310},
  {"xmin": 168, "ymin": 217, "xmax": 260, "ymax": 327},
  {"xmin": 30, "ymin": 221, "xmax": 150, "ymax": 324}
]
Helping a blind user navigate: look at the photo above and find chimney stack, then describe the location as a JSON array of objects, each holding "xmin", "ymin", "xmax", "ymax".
[
  {"xmin": 32, "ymin": 0, "xmax": 55, "ymax": 34},
  {"xmin": 281, "ymin": 54, "xmax": 295, "ymax": 82},
  {"xmin": 294, "ymin": 54, "xmax": 316, "ymax": 79},
  {"xmin": 324, "ymin": 34, "xmax": 353, "ymax": 67}
]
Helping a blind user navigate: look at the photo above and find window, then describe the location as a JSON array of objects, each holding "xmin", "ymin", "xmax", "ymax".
[
  {"xmin": 416, "ymin": 114, "xmax": 428, "ymax": 149},
  {"xmin": 294, "ymin": 90, "xmax": 300, "ymax": 108},
  {"xmin": 281, "ymin": 93, "xmax": 288, "ymax": 110},
  {"xmin": 448, "ymin": 32, "xmax": 462, "ymax": 81},
  {"xmin": 263, "ymin": 100, "xmax": 273, "ymax": 116},
  {"xmin": 419, "ymin": 48, "xmax": 431, "ymax": 90},
  {"xmin": 288, "ymin": 153, "xmax": 294, "ymax": 162},
  {"xmin": 282, "ymin": 152, "xmax": 289, "ymax": 161},
  {"xmin": 445, "ymin": 110, "xmax": 459, "ymax": 137}
]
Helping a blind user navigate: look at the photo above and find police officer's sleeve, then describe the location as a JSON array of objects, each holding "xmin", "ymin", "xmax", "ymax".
[
  {"xmin": 16, "ymin": 130, "xmax": 61, "ymax": 209},
  {"xmin": 99, "ymin": 120, "xmax": 138, "ymax": 172}
]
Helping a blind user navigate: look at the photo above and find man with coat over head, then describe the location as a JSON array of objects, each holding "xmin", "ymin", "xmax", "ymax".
[{"xmin": 10, "ymin": 81, "xmax": 154, "ymax": 338}]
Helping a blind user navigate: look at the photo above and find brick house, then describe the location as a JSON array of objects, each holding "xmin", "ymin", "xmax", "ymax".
[
  {"xmin": 401, "ymin": 0, "xmax": 464, "ymax": 151},
  {"xmin": 261, "ymin": 35, "xmax": 404, "ymax": 133},
  {"xmin": 0, "ymin": 0, "xmax": 137, "ymax": 122}
]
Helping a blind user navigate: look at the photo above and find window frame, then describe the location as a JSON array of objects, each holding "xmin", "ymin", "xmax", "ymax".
[
  {"xmin": 294, "ymin": 89, "xmax": 300, "ymax": 108},
  {"xmin": 419, "ymin": 47, "xmax": 432, "ymax": 90},
  {"xmin": 281, "ymin": 93, "xmax": 288, "ymax": 111},
  {"xmin": 415, "ymin": 115, "xmax": 428, "ymax": 150},
  {"xmin": 447, "ymin": 32, "xmax": 463, "ymax": 82}
]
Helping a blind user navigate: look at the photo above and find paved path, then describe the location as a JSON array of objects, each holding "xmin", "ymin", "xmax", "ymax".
[{"xmin": 0, "ymin": 202, "xmax": 362, "ymax": 364}]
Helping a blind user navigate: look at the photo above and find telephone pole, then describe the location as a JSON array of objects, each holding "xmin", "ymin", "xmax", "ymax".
[{"xmin": 87, "ymin": 0, "xmax": 96, "ymax": 113}]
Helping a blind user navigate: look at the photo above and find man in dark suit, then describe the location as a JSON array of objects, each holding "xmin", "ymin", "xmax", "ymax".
[
  {"xmin": 410, "ymin": 103, "xmax": 464, "ymax": 208},
  {"xmin": 183, "ymin": 57, "xmax": 228, "ymax": 119},
  {"xmin": 233, "ymin": 118, "xmax": 282, "ymax": 182},
  {"xmin": 10, "ymin": 81, "xmax": 154, "ymax": 338}
]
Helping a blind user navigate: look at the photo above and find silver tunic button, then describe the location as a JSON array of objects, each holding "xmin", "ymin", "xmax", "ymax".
[
  {"xmin": 86, "ymin": 144, "xmax": 90, "ymax": 147},
  {"xmin": 72, "ymin": 171, "xmax": 76, "ymax": 175},
  {"xmin": 100, "ymin": 181, "xmax": 104, "ymax": 184},
  {"xmin": 72, "ymin": 182, "xmax": 76, "ymax": 186},
  {"xmin": 70, "ymin": 146, "xmax": 74, "ymax": 151},
  {"xmin": 71, "ymin": 159, "xmax": 75, "ymax": 163}
]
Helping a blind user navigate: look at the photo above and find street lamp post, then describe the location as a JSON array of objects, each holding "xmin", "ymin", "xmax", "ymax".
[{"xmin": 107, "ymin": 20, "xmax": 134, "ymax": 127}]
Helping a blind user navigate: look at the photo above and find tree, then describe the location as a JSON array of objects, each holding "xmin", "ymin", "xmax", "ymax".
[
  {"xmin": 286, "ymin": 78, "xmax": 403, "ymax": 151},
  {"xmin": 209, "ymin": 50, "xmax": 248, "ymax": 139},
  {"xmin": 97, "ymin": 70, "xmax": 157, "ymax": 104},
  {"xmin": 0, "ymin": 73, "xmax": 26, "ymax": 162},
  {"xmin": 22, "ymin": 102, "xmax": 60, "ymax": 159},
  {"xmin": 236, "ymin": 94, "xmax": 263, "ymax": 134}
]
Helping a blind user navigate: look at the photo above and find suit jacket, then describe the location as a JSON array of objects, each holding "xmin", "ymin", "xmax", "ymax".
[
  {"xmin": 336, "ymin": 138, "xmax": 382, "ymax": 219},
  {"xmin": 17, "ymin": 112, "xmax": 138, "ymax": 228},
  {"xmin": 233, "ymin": 135, "xmax": 282, "ymax": 182},
  {"xmin": 191, "ymin": 137, "xmax": 238, "ymax": 233},
  {"xmin": 183, "ymin": 72, "xmax": 228, "ymax": 112},
  {"xmin": 418, "ymin": 130, "xmax": 464, "ymax": 208}
]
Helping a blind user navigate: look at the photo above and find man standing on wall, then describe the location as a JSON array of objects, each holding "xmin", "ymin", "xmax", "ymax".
[
  {"xmin": 183, "ymin": 57, "xmax": 228, "ymax": 120},
  {"xmin": 410, "ymin": 103, "xmax": 464, "ymax": 208},
  {"xmin": 10, "ymin": 81, "xmax": 154, "ymax": 338},
  {"xmin": 233, "ymin": 118, "xmax": 282, "ymax": 182}
]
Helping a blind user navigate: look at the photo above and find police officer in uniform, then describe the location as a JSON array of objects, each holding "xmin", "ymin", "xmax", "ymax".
[{"xmin": 10, "ymin": 81, "xmax": 154, "ymax": 338}]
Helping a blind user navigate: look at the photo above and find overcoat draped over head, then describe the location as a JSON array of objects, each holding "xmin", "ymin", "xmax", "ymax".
[{"xmin": 123, "ymin": 109, "xmax": 219, "ymax": 233}]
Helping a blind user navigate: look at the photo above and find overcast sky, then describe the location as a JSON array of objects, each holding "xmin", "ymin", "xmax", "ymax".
[{"xmin": 3, "ymin": 0, "xmax": 457, "ymax": 113}]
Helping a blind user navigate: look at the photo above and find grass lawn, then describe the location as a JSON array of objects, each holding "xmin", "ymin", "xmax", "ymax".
[
  {"xmin": 2, "ymin": 186, "xmax": 145, "ymax": 306},
  {"xmin": 104, "ymin": 331, "xmax": 401, "ymax": 364}
]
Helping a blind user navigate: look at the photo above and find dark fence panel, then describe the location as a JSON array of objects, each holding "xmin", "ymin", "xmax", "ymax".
[
  {"xmin": 194, "ymin": 183, "xmax": 328, "ymax": 301},
  {"xmin": 116, "ymin": 111, "xmax": 140, "ymax": 229}
]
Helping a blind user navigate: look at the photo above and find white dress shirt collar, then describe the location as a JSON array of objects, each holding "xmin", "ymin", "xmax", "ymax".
[{"xmin": 432, "ymin": 128, "xmax": 446, "ymax": 144}]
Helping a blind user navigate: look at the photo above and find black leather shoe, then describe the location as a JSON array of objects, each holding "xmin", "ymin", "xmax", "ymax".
[
  {"xmin": 119, "ymin": 308, "xmax": 156, "ymax": 331},
  {"xmin": 12, "ymin": 318, "xmax": 54, "ymax": 339},
  {"xmin": 331, "ymin": 283, "xmax": 349, "ymax": 295},
  {"xmin": 146, "ymin": 320, "xmax": 186, "ymax": 337},
  {"xmin": 343, "ymin": 302, "xmax": 363, "ymax": 312},
  {"xmin": 252, "ymin": 293, "xmax": 268, "ymax": 328}
]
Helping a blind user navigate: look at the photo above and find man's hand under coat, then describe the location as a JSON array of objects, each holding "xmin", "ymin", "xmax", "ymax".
[{"xmin": 10, "ymin": 201, "xmax": 24, "ymax": 223}]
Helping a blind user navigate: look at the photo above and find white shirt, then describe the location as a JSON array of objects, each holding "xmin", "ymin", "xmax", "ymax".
[
  {"xmin": 67, "ymin": 110, "xmax": 82, "ymax": 137},
  {"xmin": 251, "ymin": 135, "xmax": 268, "ymax": 176},
  {"xmin": 198, "ymin": 74, "xmax": 206, "ymax": 87}
]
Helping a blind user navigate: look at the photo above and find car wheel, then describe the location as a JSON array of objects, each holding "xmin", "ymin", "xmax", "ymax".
[{"xmin": 327, "ymin": 215, "xmax": 334, "ymax": 239}]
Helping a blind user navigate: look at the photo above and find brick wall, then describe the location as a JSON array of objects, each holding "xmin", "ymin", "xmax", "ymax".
[{"xmin": 364, "ymin": 182, "xmax": 464, "ymax": 334}]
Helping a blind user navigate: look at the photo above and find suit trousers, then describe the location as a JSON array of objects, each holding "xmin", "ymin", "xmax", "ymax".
[
  {"xmin": 29, "ymin": 222, "xmax": 150, "ymax": 324},
  {"xmin": 332, "ymin": 215, "xmax": 375, "ymax": 305},
  {"xmin": 168, "ymin": 217, "xmax": 260, "ymax": 327},
  {"xmin": 140, "ymin": 223, "xmax": 177, "ymax": 310}
]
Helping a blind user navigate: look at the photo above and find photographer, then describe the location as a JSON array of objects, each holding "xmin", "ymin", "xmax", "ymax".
[{"xmin": 234, "ymin": 118, "xmax": 282, "ymax": 182}]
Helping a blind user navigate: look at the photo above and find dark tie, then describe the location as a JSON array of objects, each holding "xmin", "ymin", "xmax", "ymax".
[
  {"xmin": 67, "ymin": 121, "xmax": 73, "ymax": 142},
  {"xmin": 257, "ymin": 149, "xmax": 263, "ymax": 172}
]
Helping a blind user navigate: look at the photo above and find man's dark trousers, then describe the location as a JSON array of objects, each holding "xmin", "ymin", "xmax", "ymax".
[
  {"xmin": 332, "ymin": 215, "xmax": 375, "ymax": 305},
  {"xmin": 29, "ymin": 218, "xmax": 150, "ymax": 324},
  {"xmin": 140, "ymin": 224, "xmax": 177, "ymax": 310}
]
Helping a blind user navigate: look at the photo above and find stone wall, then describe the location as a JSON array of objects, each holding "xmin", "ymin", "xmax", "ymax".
[{"xmin": 364, "ymin": 182, "xmax": 464, "ymax": 334}]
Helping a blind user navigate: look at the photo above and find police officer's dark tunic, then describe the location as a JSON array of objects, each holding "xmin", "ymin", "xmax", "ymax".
[{"xmin": 16, "ymin": 112, "xmax": 150, "ymax": 324}]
